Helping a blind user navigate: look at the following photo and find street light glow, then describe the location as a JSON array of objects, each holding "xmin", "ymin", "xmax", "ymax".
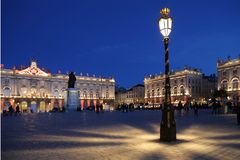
[{"xmin": 159, "ymin": 8, "xmax": 172, "ymax": 38}]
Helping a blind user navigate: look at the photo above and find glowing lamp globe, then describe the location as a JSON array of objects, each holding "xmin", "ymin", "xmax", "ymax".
[{"xmin": 159, "ymin": 8, "xmax": 172, "ymax": 38}]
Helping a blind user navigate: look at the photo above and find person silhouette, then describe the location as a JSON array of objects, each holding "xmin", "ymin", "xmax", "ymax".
[
  {"xmin": 178, "ymin": 101, "xmax": 183, "ymax": 116},
  {"xmin": 15, "ymin": 105, "xmax": 20, "ymax": 115},
  {"xmin": 237, "ymin": 104, "xmax": 240, "ymax": 125},
  {"xmin": 194, "ymin": 102, "xmax": 198, "ymax": 116}
]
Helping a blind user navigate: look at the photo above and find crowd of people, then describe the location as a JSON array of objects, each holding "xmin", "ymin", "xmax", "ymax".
[
  {"xmin": 2, "ymin": 101, "xmax": 240, "ymax": 125},
  {"xmin": 2, "ymin": 104, "xmax": 21, "ymax": 116},
  {"xmin": 116, "ymin": 103, "xmax": 135, "ymax": 112},
  {"xmin": 176, "ymin": 100, "xmax": 240, "ymax": 124},
  {"xmin": 176, "ymin": 101, "xmax": 199, "ymax": 116},
  {"xmin": 116, "ymin": 100, "xmax": 240, "ymax": 125}
]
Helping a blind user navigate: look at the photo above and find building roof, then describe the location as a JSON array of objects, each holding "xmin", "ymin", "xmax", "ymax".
[
  {"xmin": 217, "ymin": 58, "xmax": 240, "ymax": 68},
  {"xmin": 17, "ymin": 61, "xmax": 50, "ymax": 77},
  {"xmin": 144, "ymin": 67, "xmax": 202, "ymax": 81},
  {"xmin": 133, "ymin": 84, "xmax": 144, "ymax": 88},
  {"xmin": 1, "ymin": 60, "xmax": 115, "ymax": 82}
]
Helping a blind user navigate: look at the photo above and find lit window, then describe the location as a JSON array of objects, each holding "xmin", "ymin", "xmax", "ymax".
[
  {"xmin": 180, "ymin": 86, "xmax": 185, "ymax": 95},
  {"xmin": 147, "ymin": 90, "xmax": 150, "ymax": 98},
  {"xmin": 3, "ymin": 87, "xmax": 11, "ymax": 96},
  {"xmin": 162, "ymin": 88, "xmax": 165, "ymax": 95},
  {"xmin": 152, "ymin": 90, "xmax": 155, "ymax": 97},
  {"xmin": 232, "ymin": 79, "xmax": 238, "ymax": 90},
  {"xmin": 174, "ymin": 87, "xmax": 177, "ymax": 95},
  {"xmin": 221, "ymin": 80, "xmax": 228, "ymax": 90}
]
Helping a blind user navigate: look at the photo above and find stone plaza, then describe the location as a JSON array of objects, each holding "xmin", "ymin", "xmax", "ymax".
[{"xmin": 1, "ymin": 110, "xmax": 240, "ymax": 160}]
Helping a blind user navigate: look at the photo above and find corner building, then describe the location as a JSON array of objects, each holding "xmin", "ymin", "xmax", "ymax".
[
  {"xmin": 144, "ymin": 67, "xmax": 216, "ymax": 106},
  {"xmin": 0, "ymin": 61, "xmax": 115, "ymax": 112},
  {"xmin": 217, "ymin": 58, "xmax": 240, "ymax": 104}
]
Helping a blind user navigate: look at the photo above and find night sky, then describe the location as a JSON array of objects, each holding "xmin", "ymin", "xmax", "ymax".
[{"xmin": 2, "ymin": 0, "xmax": 240, "ymax": 88}]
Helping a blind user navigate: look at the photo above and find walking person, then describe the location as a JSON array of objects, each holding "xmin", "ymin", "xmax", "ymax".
[
  {"xmin": 216, "ymin": 101, "xmax": 221, "ymax": 114},
  {"xmin": 185, "ymin": 101, "xmax": 190, "ymax": 113},
  {"xmin": 194, "ymin": 102, "xmax": 198, "ymax": 116},
  {"xmin": 2, "ymin": 105, "xmax": 7, "ymax": 116},
  {"xmin": 15, "ymin": 104, "xmax": 20, "ymax": 116},
  {"xmin": 226, "ymin": 101, "xmax": 232, "ymax": 114},
  {"xmin": 237, "ymin": 104, "xmax": 240, "ymax": 125},
  {"xmin": 178, "ymin": 101, "xmax": 183, "ymax": 116},
  {"xmin": 212, "ymin": 101, "xmax": 217, "ymax": 115},
  {"xmin": 8, "ymin": 105, "xmax": 13, "ymax": 116},
  {"xmin": 96, "ymin": 102, "xmax": 100, "ymax": 113},
  {"xmin": 100, "ymin": 103, "xmax": 103, "ymax": 113}
]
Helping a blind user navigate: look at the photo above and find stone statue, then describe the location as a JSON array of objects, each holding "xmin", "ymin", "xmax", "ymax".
[{"xmin": 68, "ymin": 72, "xmax": 76, "ymax": 88}]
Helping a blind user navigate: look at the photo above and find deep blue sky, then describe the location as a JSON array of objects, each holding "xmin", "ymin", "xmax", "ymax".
[{"xmin": 2, "ymin": 0, "xmax": 240, "ymax": 88}]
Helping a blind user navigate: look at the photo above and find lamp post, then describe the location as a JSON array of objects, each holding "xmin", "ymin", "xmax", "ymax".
[{"xmin": 158, "ymin": 8, "xmax": 176, "ymax": 141}]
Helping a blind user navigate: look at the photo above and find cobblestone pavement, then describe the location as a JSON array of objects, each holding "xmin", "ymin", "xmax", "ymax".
[{"xmin": 1, "ymin": 110, "xmax": 240, "ymax": 160}]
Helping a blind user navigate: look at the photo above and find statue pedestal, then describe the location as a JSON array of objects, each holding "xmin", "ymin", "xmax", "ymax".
[{"xmin": 67, "ymin": 88, "xmax": 80, "ymax": 111}]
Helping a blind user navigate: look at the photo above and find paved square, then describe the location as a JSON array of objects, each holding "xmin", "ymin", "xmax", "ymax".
[{"xmin": 1, "ymin": 110, "xmax": 240, "ymax": 160}]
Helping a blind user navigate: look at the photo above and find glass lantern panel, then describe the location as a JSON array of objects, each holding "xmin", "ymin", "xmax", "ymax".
[
  {"xmin": 159, "ymin": 17, "xmax": 172, "ymax": 37},
  {"xmin": 159, "ymin": 19, "xmax": 165, "ymax": 30},
  {"xmin": 168, "ymin": 18, "xmax": 172, "ymax": 30}
]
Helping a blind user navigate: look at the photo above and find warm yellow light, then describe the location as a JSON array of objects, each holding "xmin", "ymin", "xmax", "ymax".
[{"xmin": 159, "ymin": 8, "xmax": 172, "ymax": 38}]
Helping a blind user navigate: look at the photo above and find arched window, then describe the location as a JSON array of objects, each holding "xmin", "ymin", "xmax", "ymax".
[
  {"xmin": 31, "ymin": 87, "xmax": 37, "ymax": 96},
  {"xmin": 147, "ymin": 90, "xmax": 150, "ymax": 98},
  {"xmin": 173, "ymin": 87, "xmax": 177, "ymax": 95},
  {"xmin": 90, "ymin": 90, "xmax": 93, "ymax": 99},
  {"xmin": 53, "ymin": 89, "xmax": 59, "ymax": 97},
  {"xmin": 106, "ymin": 91, "xmax": 109, "ymax": 98},
  {"xmin": 180, "ymin": 86, "xmax": 185, "ymax": 95},
  {"xmin": 157, "ymin": 88, "xmax": 160, "ymax": 96},
  {"xmin": 221, "ymin": 80, "xmax": 228, "ymax": 90},
  {"xmin": 151, "ymin": 90, "xmax": 155, "ymax": 97},
  {"xmin": 40, "ymin": 87, "xmax": 45, "ymax": 97},
  {"xmin": 83, "ymin": 90, "xmax": 87, "ymax": 98},
  {"xmin": 62, "ymin": 88, "xmax": 66, "ymax": 97},
  {"xmin": 96, "ymin": 89, "xmax": 99, "ymax": 98},
  {"xmin": 3, "ymin": 87, "xmax": 11, "ymax": 96},
  {"xmin": 162, "ymin": 88, "xmax": 165, "ymax": 95},
  {"xmin": 232, "ymin": 79, "xmax": 239, "ymax": 90},
  {"xmin": 20, "ymin": 86, "xmax": 27, "ymax": 96},
  {"xmin": 106, "ymin": 88, "xmax": 109, "ymax": 98}
]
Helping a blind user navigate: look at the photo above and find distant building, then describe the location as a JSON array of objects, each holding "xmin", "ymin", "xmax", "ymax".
[
  {"xmin": 202, "ymin": 74, "xmax": 217, "ymax": 100},
  {"xmin": 144, "ymin": 67, "xmax": 216, "ymax": 106},
  {"xmin": 0, "ymin": 61, "xmax": 115, "ymax": 112},
  {"xmin": 217, "ymin": 57, "xmax": 240, "ymax": 104},
  {"xmin": 115, "ymin": 84, "xmax": 144, "ymax": 106}
]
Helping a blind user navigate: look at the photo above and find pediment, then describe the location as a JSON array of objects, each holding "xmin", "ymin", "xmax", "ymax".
[{"xmin": 17, "ymin": 61, "xmax": 50, "ymax": 77}]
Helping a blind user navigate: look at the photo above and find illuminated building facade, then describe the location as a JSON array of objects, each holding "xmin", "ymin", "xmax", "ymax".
[
  {"xmin": 0, "ymin": 61, "xmax": 115, "ymax": 112},
  {"xmin": 115, "ymin": 84, "xmax": 145, "ymax": 106},
  {"xmin": 217, "ymin": 58, "xmax": 240, "ymax": 104},
  {"xmin": 144, "ymin": 67, "xmax": 216, "ymax": 106}
]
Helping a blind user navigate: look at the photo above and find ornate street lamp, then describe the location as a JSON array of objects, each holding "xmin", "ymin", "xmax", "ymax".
[{"xmin": 158, "ymin": 8, "xmax": 176, "ymax": 141}]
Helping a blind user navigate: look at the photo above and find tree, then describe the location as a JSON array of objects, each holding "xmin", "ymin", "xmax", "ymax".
[{"xmin": 213, "ymin": 89, "xmax": 228, "ymax": 100}]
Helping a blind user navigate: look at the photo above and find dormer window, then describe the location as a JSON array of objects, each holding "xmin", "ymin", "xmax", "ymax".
[
  {"xmin": 233, "ymin": 69, "xmax": 237, "ymax": 75},
  {"xmin": 222, "ymin": 71, "xmax": 227, "ymax": 76}
]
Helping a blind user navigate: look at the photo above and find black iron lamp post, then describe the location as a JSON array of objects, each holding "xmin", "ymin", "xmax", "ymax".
[{"xmin": 158, "ymin": 8, "xmax": 176, "ymax": 142}]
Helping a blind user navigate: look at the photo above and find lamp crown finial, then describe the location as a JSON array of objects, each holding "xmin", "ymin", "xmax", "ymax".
[{"xmin": 160, "ymin": 8, "xmax": 170, "ymax": 17}]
